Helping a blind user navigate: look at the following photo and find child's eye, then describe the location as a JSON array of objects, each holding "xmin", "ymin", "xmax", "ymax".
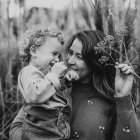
[{"xmin": 52, "ymin": 52, "xmax": 57, "ymax": 56}]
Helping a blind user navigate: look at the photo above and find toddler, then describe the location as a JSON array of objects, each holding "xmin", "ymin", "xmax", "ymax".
[{"xmin": 18, "ymin": 25, "xmax": 79, "ymax": 140}]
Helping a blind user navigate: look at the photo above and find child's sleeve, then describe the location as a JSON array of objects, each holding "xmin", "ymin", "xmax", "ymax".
[{"xmin": 18, "ymin": 67, "xmax": 62, "ymax": 103}]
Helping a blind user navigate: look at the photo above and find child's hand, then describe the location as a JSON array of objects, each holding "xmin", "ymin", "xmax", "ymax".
[
  {"xmin": 51, "ymin": 62, "xmax": 67, "ymax": 78},
  {"xmin": 65, "ymin": 70, "xmax": 79, "ymax": 81}
]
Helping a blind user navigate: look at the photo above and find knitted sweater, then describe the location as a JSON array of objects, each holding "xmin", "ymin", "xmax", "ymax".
[{"xmin": 69, "ymin": 82, "xmax": 140, "ymax": 140}]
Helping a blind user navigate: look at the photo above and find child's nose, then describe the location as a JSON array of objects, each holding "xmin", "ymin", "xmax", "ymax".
[{"xmin": 55, "ymin": 56, "xmax": 59, "ymax": 62}]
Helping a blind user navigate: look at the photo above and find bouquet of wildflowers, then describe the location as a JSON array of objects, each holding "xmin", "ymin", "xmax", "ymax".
[{"xmin": 94, "ymin": 28, "xmax": 140, "ymax": 80}]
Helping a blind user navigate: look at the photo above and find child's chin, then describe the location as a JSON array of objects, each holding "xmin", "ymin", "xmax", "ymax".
[{"xmin": 41, "ymin": 66, "xmax": 51, "ymax": 75}]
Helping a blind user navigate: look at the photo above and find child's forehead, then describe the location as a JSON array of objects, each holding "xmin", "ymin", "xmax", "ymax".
[{"xmin": 43, "ymin": 37, "xmax": 64, "ymax": 50}]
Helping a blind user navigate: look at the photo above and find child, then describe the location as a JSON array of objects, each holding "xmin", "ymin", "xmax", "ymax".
[{"xmin": 18, "ymin": 25, "xmax": 79, "ymax": 140}]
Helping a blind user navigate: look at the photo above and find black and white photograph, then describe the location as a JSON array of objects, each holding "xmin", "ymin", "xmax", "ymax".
[{"xmin": 0, "ymin": 0, "xmax": 140, "ymax": 140}]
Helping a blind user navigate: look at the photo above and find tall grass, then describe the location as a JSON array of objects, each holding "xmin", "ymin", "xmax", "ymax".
[{"xmin": 0, "ymin": 47, "xmax": 23, "ymax": 139}]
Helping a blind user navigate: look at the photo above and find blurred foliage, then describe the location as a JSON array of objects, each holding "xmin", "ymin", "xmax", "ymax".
[{"xmin": 0, "ymin": 0, "xmax": 139, "ymax": 139}]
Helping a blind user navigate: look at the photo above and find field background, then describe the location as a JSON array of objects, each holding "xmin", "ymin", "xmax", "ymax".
[{"xmin": 0, "ymin": 0, "xmax": 140, "ymax": 139}]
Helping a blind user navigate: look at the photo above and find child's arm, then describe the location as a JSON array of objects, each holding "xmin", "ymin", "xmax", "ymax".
[{"xmin": 18, "ymin": 63, "xmax": 67, "ymax": 103}]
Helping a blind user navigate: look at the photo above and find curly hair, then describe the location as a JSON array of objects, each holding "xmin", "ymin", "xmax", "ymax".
[{"xmin": 19, "ymin": 25, "xmax": 66, "ymax": 64}]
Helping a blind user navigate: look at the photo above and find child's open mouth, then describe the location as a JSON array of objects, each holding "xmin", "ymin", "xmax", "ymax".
[{"xmin": 50, "ymin": 63, "xmax": 55, "ymax": 67}]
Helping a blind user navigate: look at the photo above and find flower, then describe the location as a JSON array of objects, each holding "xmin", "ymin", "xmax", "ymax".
[
  {"xmin": 94, "ymin": 34, "xmax": 122, "ymax": 67},
  {"xmin": 99, "ymin": 56, "xmax": 109, "ymax": 64}
]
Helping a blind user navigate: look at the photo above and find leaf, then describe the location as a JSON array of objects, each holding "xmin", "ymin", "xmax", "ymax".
[
  {"xmin": 124, "ymin": 3, "xmax": 137, "ymax": 50},
  {"xmin": 78, "ymin": 0, "xmax": 92, "ymax": 29},
  {"xmin": 90, "ymin": 0, "xmax": 104, "ymax": 32},
  {"xmin": 107, "ymin": 14, "xmax": 115, "ymax": 36}
]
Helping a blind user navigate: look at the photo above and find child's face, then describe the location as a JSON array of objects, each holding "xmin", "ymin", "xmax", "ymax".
[{"xmin": 34, "ymin": 37, "xmax": 63, "ymax": 72}]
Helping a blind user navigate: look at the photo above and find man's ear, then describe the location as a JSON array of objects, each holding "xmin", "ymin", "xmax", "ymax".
[{"xmin": 30, "ymin": 46, "xmax": 37, "ymax": 57}]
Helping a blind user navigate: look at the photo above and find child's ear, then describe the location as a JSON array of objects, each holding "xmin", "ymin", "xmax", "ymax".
[{"xmin": 30, "ymin": 46, "xmax": 37, "ymax": 57}]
